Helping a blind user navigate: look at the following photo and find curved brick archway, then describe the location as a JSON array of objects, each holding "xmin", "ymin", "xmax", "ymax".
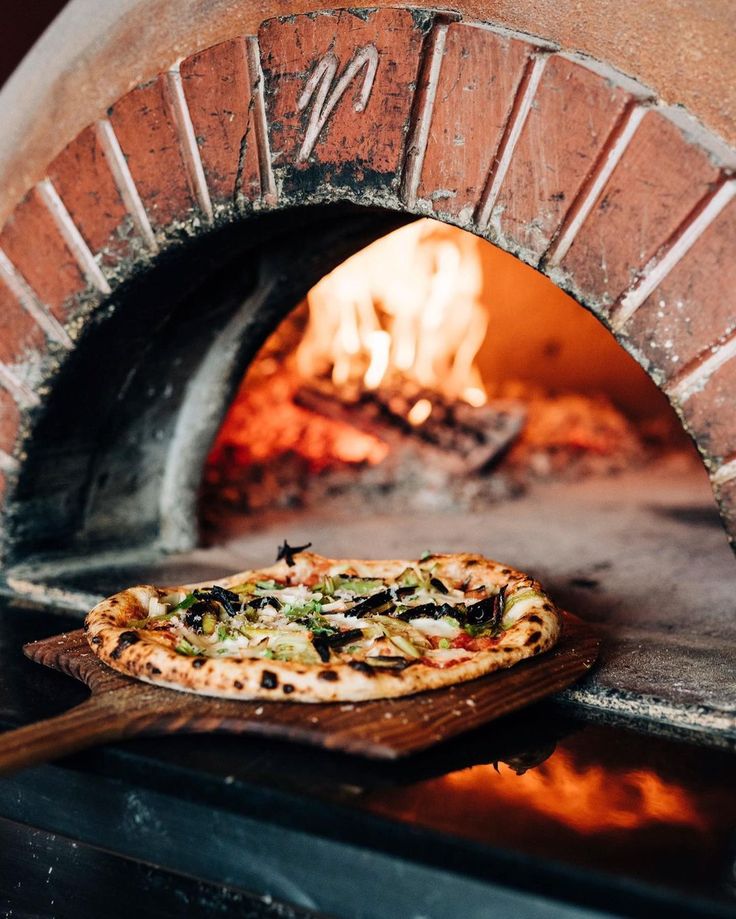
[{"xmin": 0, "ymin": 6, "xmax": 735, "ymax": 564}]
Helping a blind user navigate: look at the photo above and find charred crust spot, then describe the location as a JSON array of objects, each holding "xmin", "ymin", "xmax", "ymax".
[
  {"xmin": 261, "ymin": 670, "xmax": 278, "ymax": 690},
  {"xmin": 318, "ymin": 670, "xmax": 339, "ymax": 682},
  {"xmin": 110, "ymin": 630, "xmax": 140, "ymax": 660},
  {"xmin": 192, "ymin": 658, "xmax": 206, "ymax": 669},
  {"xmin": 149, "ymin": 665, "xmax": 161, "ymax": 675},
  {"xmin": 283, "ymin": 684, "xmax": 295, "ymax": 694},
  {"xmin": 91, "ymin": 636, "xmax": 102, "ymax": 645},
  {"xmin": 348, "ymin": 660, "xmax": 376, "ymax": 676},
  {"xmin": 526, "ymin": 630, "xmax": 542, "ymax": 645},
  {"xmin": 233, "ymin": 680, "xmax": 244, "ymax": 689},
  {"xmin": 501, "ymin": 568, "xmax": 512, "ymax": 575},
  {"xmin": 542, "ymin": 603, "xmax": 552, "ymax": 611},
  {"xmin": 465, "ymin": 559, "xmax": 479, "ymax": 566},
  {"xmin": 83, "ymin": 622, "xmax": 89, "ymax": 632},
  {"xmin": 528, "ymin": 615, "xmax": 543, "ymax": 625}
]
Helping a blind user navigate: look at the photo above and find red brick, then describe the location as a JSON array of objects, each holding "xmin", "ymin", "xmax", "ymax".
[
  {"xmin": 714, "ymin": 476, "xmax": 736, "ymax": 545},
  {"xmin": 108, "ymin": 77, "xmax": 196, "ymax": 230},
  {"xmin": 259, "ymin": 9, "xmax": 424, "ymax": 192},
  {"xmin": 561, "ymin": 110, "xmax": 721, "ymax": 307},
  {"xmin": 495, "ymin": 55, "xmax": 635, "ymax": 260},
  {"xmin": 0, "ymin": 189, "xmax": 86, "ymax": 323},
  {"xmin": 0, "ymin": 387, "xmax": 20, "ymax": 454},
  {"xmin": 626, "ymin": 197, "xmax": 736, "ymax": 381},
  {"xmin": 181, "ymin": 38, "xmax": 260, "ymax": 204},
  {"xmin": 47, "ymin": 125, "xmax": 136, "ymax": 270},
  {"xmin": 680, "ymin": 356, "xmax": 736, "ymax": 463},
  {"xmin": 0, "ymin": 277, "xmax": 46, "ymax": 365},
  {"xmin": 416, "ymin": 22, "xmax": 533, "ymax": 220}
]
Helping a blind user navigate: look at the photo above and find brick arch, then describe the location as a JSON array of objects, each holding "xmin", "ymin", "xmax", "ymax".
[{"xmin": 0, "ymin": 6, "xmax": 734, "ymax": 561}]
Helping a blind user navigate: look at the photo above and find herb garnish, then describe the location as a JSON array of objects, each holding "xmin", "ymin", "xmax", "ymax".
[{"xmin": 276, "ymin": 540, "xmax": 313, "ymax": 566}]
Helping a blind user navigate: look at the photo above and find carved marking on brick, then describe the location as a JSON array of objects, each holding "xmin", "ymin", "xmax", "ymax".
[
  {"xmin": 667, "ymin": 331, "xmax": 736, "ymax": 405},
  {"xmin": 0, "ymin": 274, "xmax": 46, "ymax": 367},
  {"xmin": 107, "ymin": 77, "xmax": 198, "ymax": 231},
  {"xmin": 296, "ymin": 44, "xmax": 378, "ymax": 162},
  {"xmin": 676, "ymin": 345, "xmax": 736, "ymax": 463},
  {"xmin": 613, "ymin": 178, "xmax": 736, "ymax": 330},
  {"xmin": 401, "ymin": 22, "xmax": 449, "ymax": 208},
  {"xmin": 493, "ymin": 55, "xmax": 645, "ymax": 263},
  {"xmin": 545, "ymin": 104, "xmax": 646, "ymax": 267},
  {"xmin": 0, "ymin": 249, "xmax": 71, "ymax": 348},
  {"xmin": 179, "ymin": 38, "xmax": 267, "ymax": 206},
  {"xmin": 259, "ymin": 9, "xmax": 425, "ymax": 192},
  {"xmin": 0, "ymin": 188, "xmax": 87, "ymax": 323},
  {"xmin": 554, "ymin": 109, "xmax": 722, "ymax": 307},
  {"xmin": 414, "ymin": 22, "xmax": 536, "ymax": 222},
  {"xmin": 36, "ymin": 179, "xmax": 111, "ymax": 295},
  {"xmin": 95, "ymin": 120, "xmax": 157, "ymax": 251},
  {"xmin": 166, "ymin": 65, "xmax": 214, "ymax": 222},
  {"xmin": 0, "ymin": 363, "xmax": 39, "ymax": 408},
  {"xmin": 621, "ymin": 194, "xmax": 736, "ymax": 380},
  {"xmin": 47, "ymin": 124, "xmax": 141, "ymax": 271},
  {"xmin": 245, "ymin": 36, "xmax": 277, "ymax": 203},
  {"xmin": 476, "ymin": 54, "xmax": 548, "ymax": 229}
]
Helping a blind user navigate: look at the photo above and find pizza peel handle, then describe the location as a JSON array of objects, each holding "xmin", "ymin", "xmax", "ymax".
[
  {"xmin": 0, "ymin": 630, "xmax": 185, "ymax": 776},
  {"xmin": 0, "ymin": 696, "xmax": 145, "ymax": 776}
]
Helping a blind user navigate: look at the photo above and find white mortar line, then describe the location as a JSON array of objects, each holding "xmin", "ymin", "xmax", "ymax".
[
  {"xmin": 476, "ymin": 54, "xmax": 548, "ymax": 230},
  {"xmin": 712, "ymin": 457, "xmax": 736, "ymax": 487},
  {"xmin": 166, "ymin": 63, "xmax": 214, "ymax": 223},
  {"xmin": 36, "ymin": 178, "xmax": 111, "ymax": 295},
  {"xmin": 0, "ymin": 448, "xmax": 19, "ymax": 474},
  {"xmin": 245, "ymin": 36, "xmax": 277, "ymax": 204},
  {"xmin": 546, "ymin": 104, "xmax": 647, "ymax": 267},
  {"xmin": 95, "ymin": 119, "xmax": 158, "ymax": 251},
  {"xmin": 401, "ymin": 21, "xmax": 449, "ymax": 208},
  {"xmin": 666, "ymin": 333, "xmax": 736, "ymax": 404},
  {"xmin": 0, "ymin": 248, "xmax": 72, "ymax": 348},
  {"xmin": 0, "ymin": 362, "xmax": 40, "ymax": 408},
  {"xmin": 614, "ymin": 179, "xmax": 736, "ymax": 330}
]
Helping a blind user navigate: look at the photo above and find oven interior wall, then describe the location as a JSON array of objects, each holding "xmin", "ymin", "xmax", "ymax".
[{"xmin": 3, "ymin": 205, "xmax": 410, "ymax": 569}]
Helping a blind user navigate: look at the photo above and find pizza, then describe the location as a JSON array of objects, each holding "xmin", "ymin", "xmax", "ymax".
[{"xmin": 85, "ymin": 545, "xmax": 562, "ymax": 702}]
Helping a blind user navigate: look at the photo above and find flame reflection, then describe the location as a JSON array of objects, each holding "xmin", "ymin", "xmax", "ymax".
[{"xmin": 368, "ymin": 748, "xmax": 708, "ymax": 836}]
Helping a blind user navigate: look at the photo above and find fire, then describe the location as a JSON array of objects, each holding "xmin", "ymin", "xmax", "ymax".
[
  {"xmin": 296, "ymin": 219, "xmax": 488, "ymax": 404},
  {"xmin": 366, "ymin": 749, "xmax": 708, "ymax": 836}
]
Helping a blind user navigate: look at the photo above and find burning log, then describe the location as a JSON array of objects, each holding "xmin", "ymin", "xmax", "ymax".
[{"xmin": 295, "ymin": 380, "xmax": 525, "ymax": 474}]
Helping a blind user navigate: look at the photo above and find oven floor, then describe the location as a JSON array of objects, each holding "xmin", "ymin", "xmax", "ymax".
[{"xmin": 24, "ymin": 461, "xmax": 735, "ymax": 747}]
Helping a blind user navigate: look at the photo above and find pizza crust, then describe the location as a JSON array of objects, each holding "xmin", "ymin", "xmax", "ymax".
[{"xmin": 85, "ymin": 553, "xmax": 562, "ymax": 702}]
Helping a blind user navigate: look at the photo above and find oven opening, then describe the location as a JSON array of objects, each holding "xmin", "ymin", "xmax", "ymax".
[{"xmin": 199, "ymin": 217, "xmax": 700, "ymax": 542}]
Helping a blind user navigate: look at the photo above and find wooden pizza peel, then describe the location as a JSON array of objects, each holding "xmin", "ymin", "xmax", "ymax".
[{"xmin": 0, "ymin": 612, "xmax": 599, "ymax": 774}]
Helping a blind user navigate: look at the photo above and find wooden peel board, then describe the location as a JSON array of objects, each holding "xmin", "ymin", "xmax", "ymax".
[{"xmin": 0, "ymin": 614, "xmax": 598, "ymax": 773}]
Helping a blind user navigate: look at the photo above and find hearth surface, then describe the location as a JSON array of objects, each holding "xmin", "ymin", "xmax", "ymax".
[
  {"xmin": 16, "ymin": 463, "xmax": 736, "ymax": 746},
  {"xmin": 0, "ymin": 599, "xmax": 734, "ymax": 918}
]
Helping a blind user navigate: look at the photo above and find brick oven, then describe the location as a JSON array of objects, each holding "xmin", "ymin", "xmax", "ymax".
[{"xmin": 0, "ymin": 2, "xmax": 735, "ymax": 917}]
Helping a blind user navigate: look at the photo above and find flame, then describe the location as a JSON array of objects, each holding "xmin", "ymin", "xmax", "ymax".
[
  {"xmin": 296, "ymin": 219, "xmax": 488, "ymax": 405},
  {"xmin": 366, "ymin": 749, "xmax": 708, "ymax": 836}
]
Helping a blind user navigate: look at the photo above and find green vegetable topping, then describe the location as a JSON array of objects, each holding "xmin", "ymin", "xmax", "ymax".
[
  {"xmin": 172, "ymin": 593, "xmax": 197, "ymax": 611},
  {"xmin": 174, "ymin": 638, "xmax": 200, "ymax": 656},
  {"xmin": 438, "ymin": 638, "xmax": 451, "ymax": 649}
]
